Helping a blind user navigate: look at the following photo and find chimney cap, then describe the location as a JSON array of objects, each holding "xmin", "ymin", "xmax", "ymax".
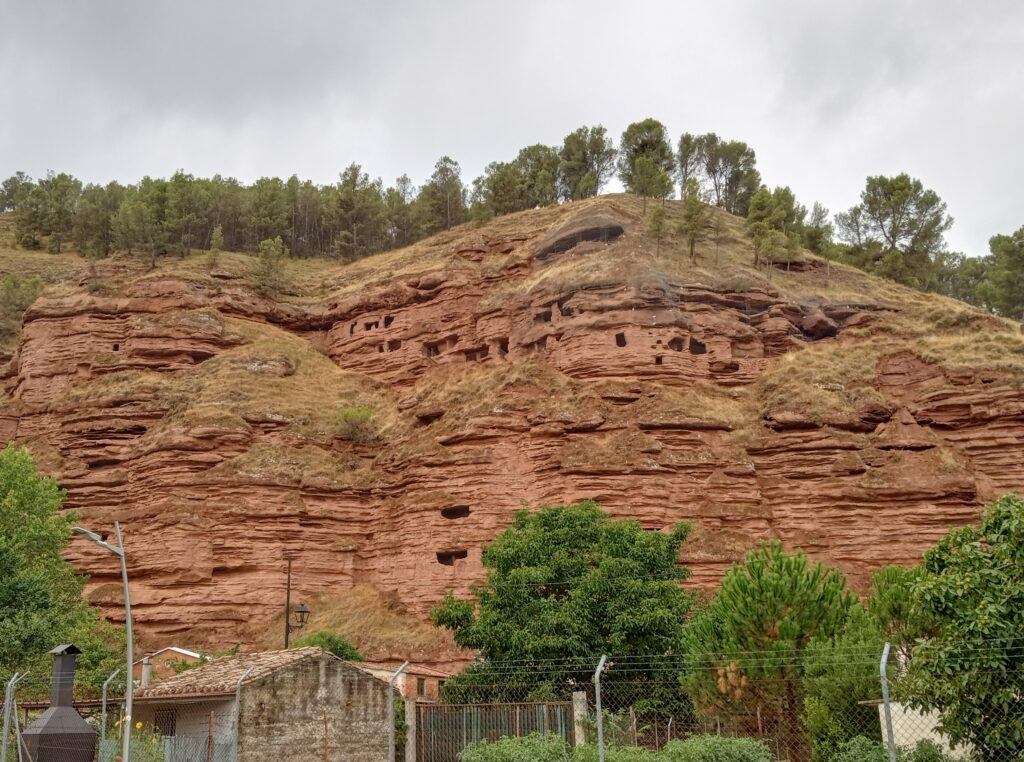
[{"xmin": 49, "ymin": 644, "xmax": 82, "ymax": 655}]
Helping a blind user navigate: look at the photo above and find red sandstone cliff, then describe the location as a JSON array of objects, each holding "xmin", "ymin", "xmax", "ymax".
[{"xmin": 1, "ymin": 195, "xmax": 1022, "ymax": 653}]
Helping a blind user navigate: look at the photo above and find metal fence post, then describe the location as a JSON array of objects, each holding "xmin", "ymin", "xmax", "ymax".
[
  {"xmin": 100, "ymin": 667, "xmax": 121, "ymax": 761},
  {"xmin": 232, "ymin": 667, "xmax": 254, "ymax": 762},
  {"xmin": 388, "ymin": 661, "xmax": 409, "ymax": 762},
  {"xmin": 2, "ymin": 673, "xmax": 17, "ymax": 762},
  {"xmin": 2, "ymin": 672, "xmax": 28, "ymax": 762},
  {"xmin": 880, "ymin": 643, "xmax": 898, "ymax": 762},
  {"xmin": 594, "ymin": 656, "xmax": 608, "ymax": 762}
]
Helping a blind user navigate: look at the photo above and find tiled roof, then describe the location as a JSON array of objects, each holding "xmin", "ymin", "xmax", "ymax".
[
  {"xmin": 135, "ymin": 648, "xmax": 330, "ymax": 699},
  {"xmin": 357, "ymin": 661, "xmax": 452, "ymax": 679}
]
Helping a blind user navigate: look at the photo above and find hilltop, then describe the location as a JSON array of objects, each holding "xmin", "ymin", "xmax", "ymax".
[{"xmin": 1, "ymin": 195, "xmax": 1022, "ymax": 658}]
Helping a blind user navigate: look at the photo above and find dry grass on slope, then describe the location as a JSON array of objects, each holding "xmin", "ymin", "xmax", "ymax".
[{"xmin": 251, "ymin": 584, "xmax": 465, "ymax": 664}]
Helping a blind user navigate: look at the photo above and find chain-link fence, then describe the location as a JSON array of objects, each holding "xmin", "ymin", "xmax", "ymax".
[
  {"xmin": 4, "ymin": 643, "xmax": 1021, "ymax": 762},
  {"xmin": 2, "ymin": 672, "xmax": 237, "ymax": 762},
  {"xmin": 414, "ymin": 644, "xmax": 1022, "ymax": 762}
]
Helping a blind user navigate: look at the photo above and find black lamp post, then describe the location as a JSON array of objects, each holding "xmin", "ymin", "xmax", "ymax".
[{"xmin": 283, "ymin": 557, "xmax": 311, "ymax": 648}]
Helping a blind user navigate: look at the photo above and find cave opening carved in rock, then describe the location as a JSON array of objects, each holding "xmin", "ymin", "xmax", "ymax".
[
  {"xmin": 436, "ymin": 549, "xmax": 468, "ymax": 566},
  {"xmin": 441, "ymin": 505, "xmax": 471, "ymax": 520}
]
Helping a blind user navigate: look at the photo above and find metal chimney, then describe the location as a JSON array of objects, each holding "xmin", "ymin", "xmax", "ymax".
[{"xmin": 22, "ymin": 645, "xmax": 96, "ymax": 762}]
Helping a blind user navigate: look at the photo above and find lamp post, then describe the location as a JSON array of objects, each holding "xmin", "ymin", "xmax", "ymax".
[
  {"xmin": 283, "ymin": 557, "xmax": 310, "ymax": 648},
  {"xmin": 72, "ymin": 521, "xmax": 132, "ymax": 762}
]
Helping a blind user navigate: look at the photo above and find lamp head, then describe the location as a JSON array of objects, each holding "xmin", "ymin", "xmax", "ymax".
[
  {"xmin": 72, "ymin": 526, "xmax": 123, "ymax": 557},
  {"xmin": 294, "ymin": 602, "xmax": 311, "ymax": 627}
]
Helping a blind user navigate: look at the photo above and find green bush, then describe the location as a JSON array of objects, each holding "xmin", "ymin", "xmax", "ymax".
[
  {"xmin": 831, "ymin": 736, "xmax": 888, "ymax": 762},
  {"xmin": 459, "ymin": 733, "xmax": 569, "ymax": 761},
  {"xmin": 662, "ymin": 735, "xmax": 773, "ymax": 762},
  {"xmin": 903, "ymin": 740, "xmax": 957, "ymax": 762},
  {"xmin": 571, "ymin": 744, "xmax": 661, "ymax": 761},
  {"xmin": 334, "ymin": 405, "xmax": 377, "ymax": 443},
  {"xmin": 291, "ymin": 630, "xmax": 363, "ymax": 661}
]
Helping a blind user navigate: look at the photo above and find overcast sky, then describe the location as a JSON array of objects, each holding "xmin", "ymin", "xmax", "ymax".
[{"xmin": 1, "ymin": 0, "xmax": 1021, "ymax": 256}]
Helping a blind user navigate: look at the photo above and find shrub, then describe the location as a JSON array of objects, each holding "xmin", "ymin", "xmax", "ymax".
[
  {"xmin": 291, "ymin": 630, "xmax": 363, "ymax": 661},
  {"xmin": 662, "ymin": 735, "xmax": 773, "ymax": 761},
  {"xmin": 904, "ymin": 740, "xmax": 957, "ymax": 762},
  {"xmin": 831, "ymin": 736, "xmax": 888, "ymax": 762},
  {"xmin": 334, "ymin": 405, "xmax": 377, "ymax": 443},
  {"xmin": 459, "ymin": 733, "xmax": 569, "ymax": 761},
  {"xmin": 571, "ymin": 745, "xmax": 660, "ymax": 762}
]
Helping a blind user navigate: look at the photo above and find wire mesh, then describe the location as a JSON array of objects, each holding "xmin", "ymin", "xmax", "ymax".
[{"xmin": 4, "ymin": 644, "xmax": 1022, "ymax": 761}]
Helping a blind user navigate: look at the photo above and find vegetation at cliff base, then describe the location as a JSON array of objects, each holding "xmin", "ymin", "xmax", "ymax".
[
  {"xmin": 0, "ymin": 444, "xmax": 121, "ymax": 693},
  {"xmin": 430, "ymin": 500, "xmax": 692, "ymax": 701}
]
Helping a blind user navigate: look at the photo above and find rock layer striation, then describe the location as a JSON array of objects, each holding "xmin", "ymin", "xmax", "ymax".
[{"xmin": 2, "ymin": 197, "xmax": 1023, "ymax": 649}]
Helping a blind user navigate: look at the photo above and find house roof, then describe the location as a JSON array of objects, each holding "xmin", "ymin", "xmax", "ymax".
[
  {"xmin": 147, "ymin": 646, "xmax": 204, "ymax": 661},
  {"xmin": 357, "ymin": 661, "xmax": 452, "ymax": 680},
  {"xmin": 135, "ymin": 648, "xmax": 338, "ymax": 700}
]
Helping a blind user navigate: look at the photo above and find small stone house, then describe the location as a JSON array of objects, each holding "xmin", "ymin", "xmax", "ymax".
[
  {"xmin": 133, "ymin": 648, "xmax": 391, "ymax": 762},
  {"xmin": 357, "ymin": 662, "xmax": 451, "ymax": 703}
]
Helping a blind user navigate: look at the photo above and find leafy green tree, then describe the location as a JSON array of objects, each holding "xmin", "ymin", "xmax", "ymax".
[
  {"xmin": 14, "ymin": 183, "xmax": 46, "ymax": 249},
  {"xmin": 113, "ymin": 187, "xmax": 158, "ymax": 258},
  {"xmin": 648, "ymin": 205, "xmax": 667, "ymax": 255},
  {"xmin": 471, "ymin": 160, "xmax": 527, "ymax": 220},
  {"xmin": 38, "ymin": 172, "xmax": 82, "ymax": 253},
  {"xmin": 746, "ymin": 187, "xmax": 806, "ymax": 242},
  {"xmin": 330, "ymin": 163, "xmax": 387, "ymax": 260},
  {"xmin": 208, "ymin": 175, "xmax": 247, "ymax": 251},
  {"xmin": 558, "ymin": 125, "xmax": 616, "ymax": 201},
  {"xmin": 0, "ymin": 172, "xmax": 33, "ymax": 212},
  {"xmin": 617, "ymin": 119, "xmax": 675, "ymax": 195},
  {"xmin": 73, "ymin": 182, "xmax": 125, "ymax": 257},
  {"xmin": 696, "ymin": 134, "xmax": 760, "ymax": 216},
  {"xmin": 431, "ymin": 500, "xmax": 692, "ymax": 700},
  {"xmin": 981, "ymin": 226, "xmax": 1024, "ymax": 318},
  {"xmin": 906, "ymin": 493, "xmax": 1024, "ymax": 760},
  {"xmin": 417, "ymin": 156, "xmax": 467, "ymax": 234},
  {"xmin": 248, "ymin": 176, "xmax": 289, "ymax": 247},
  {"xmin": 291, "ymin": 630, "xmax": 363, "ymax": 661},
  {"xmin": 676, "ymin": 133, "xmax": 703, "ymax": 198},
  {"xmin": 931, "ymin": 251, "xmax": 990, "ymax": 308},
  {"xmin": 384, "ymin": 175, "xmax": 421, "ymax": 248},
  {"xmin": 677, "ymin": 177, "xmax": 713, "ymax": 262},
  {"xmin": 210, "ymin": 224, "xmax": 225, "ymax": 252},
  {"xmin": 631, "ymin": 156, "xmax": 672, "ymax": 215},
  {"xmin": 514, "ymin": 144, "xmax": 560, "ymax": 208},
  {"xmin": 747, "ymin": 186, "xmax": 806, "ymax": 270},
  {"xmin": 165, "ymin": 170, "xmax": 209, "ymax": 256},
  {"xmin": 256, "ymin": 235, "xmax": 286, "ymax": 293},
  {"xmin": 0, "ymin": 444, "xmax": 121, "ymax": 694},
  {"xmin": 685, "ymin": 542, "xmax": 854, "ymax": 758},
  {"xmin": 802, "ymin": 202, "xmax": 834, "ymax": 257},
  {"xmin": 752, "ymin": 228, "xmax": 797, "ymax": 271},
  {"xmin": 835, "ymin": 174, "xmax": 953, "ymax": 289}
]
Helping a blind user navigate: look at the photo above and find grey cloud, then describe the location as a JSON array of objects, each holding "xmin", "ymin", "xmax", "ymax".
[{"xmin": 0, "ymin": 0, "xmax": 1021, "ymax": 256}]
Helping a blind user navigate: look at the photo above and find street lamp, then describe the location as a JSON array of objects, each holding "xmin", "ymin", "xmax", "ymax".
[
  {"xmin": 283, "ymin": 557, "xmax": 311, "ymax": 648},
  {"xmin": 72, "ymin": 521, "xmax": 132, "ymax": 762}
]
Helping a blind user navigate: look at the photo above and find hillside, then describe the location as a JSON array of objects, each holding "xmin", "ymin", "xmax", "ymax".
[{"xmin": 1, "ymin": 195, "xmax": 1022, "ymax": 658}]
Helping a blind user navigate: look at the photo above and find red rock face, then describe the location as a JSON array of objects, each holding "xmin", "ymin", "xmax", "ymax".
[{"xmin": 2, "ymin": 200, "xmax": 1023, "ymax": 651}]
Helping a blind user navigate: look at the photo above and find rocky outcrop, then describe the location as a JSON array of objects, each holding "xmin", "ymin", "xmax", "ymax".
[{"xmin": 2, "ymin": 198, "xmax": 1023, "ymax": 651}]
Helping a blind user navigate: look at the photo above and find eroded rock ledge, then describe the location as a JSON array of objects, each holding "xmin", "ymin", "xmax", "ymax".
[{"xmin": 2, "ymin": 199, "xmax": 1021, "ymax": 649}]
